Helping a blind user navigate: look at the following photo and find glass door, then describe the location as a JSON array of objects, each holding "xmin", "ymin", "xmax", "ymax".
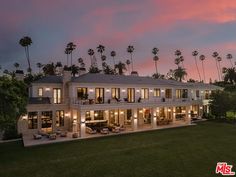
[{"xmin": 41, "ymin": 111, "xmax": 53, "ymax": 132}]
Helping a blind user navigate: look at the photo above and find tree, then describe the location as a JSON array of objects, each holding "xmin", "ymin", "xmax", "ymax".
[
  {"xmin": 0, "ymin": 76, "xmax": 27, "ymax": 139},
  {"xmin": 66, "ymin": 42, "xmax": 76, "ymax": 67},
  {"xmin": 199, "ymin": 55, "xmax": 206, "ymax": 83},
  {"xmin": 88, "ymin": 49, "xmax": 95, "ymax": 66},
  {"xmin": 192, "ymin": 50, "xmax": 201, "ymax": 81},
  {"xmin": 127, "ymin": 45, "xmax": 135, "ymax": 72},
  {"xmin": 89, "ymin": 66, "xmax": 101, "ymax": 73},
  {"xmin": 217, "ymin": 56, "xmax": 223, "ymax": 81},
  {"xmin": 110, "ymin": 51, "xmax": 116, "ymax": 68},
  {"xmin": 14, "ymin": 63, "xmax": 19, "ymax": 71},
  {"xmin": 19, "ymin": 36, "xmax": 32, "ymax": 74},
  {"xmin": 152, "ymin": 73, "xmax": 164, "ymax": 79},
  {"xmin": 70, "ymin": 65, "xmax": 79, "ymax": 76},
  {"xmin": 64, "ymin": 48, "xmax": 71, "ymax": 66},
  {"xmin": 223, "ymin": 67, "xmax": 236, "ymax": 84},
  {"xmin": 212, "ymin": 52, "xmax": 220, "ymax": 81},
  {"xmin": 126, "ymin": 59, "xmax": 131, "ymax": 74},
  {"xmin": 115, "ymin": 61, "xmax": 127, "ymax": 75},
  {"xmin": 102, "ymin": 62, "xmax": 115, "ymax": 75},
  {"xmin": 36, "ymin": 63, "xmax": 43, "ymax": 73},
  {"xmin": 97, "ymin": 44, "xmax": 105, "ymax": 58},
  {"xmin": 152, "ymin": 47, "xmax": 159, "ymax": 75},
  {"xmin": 209, "ymin": 90, "xmax": 231, "ymax": 118},
  {"xmin": 173, "ymin": 67, "xmax": 187, "ymax": 82},
  {"xmin": 226, "ymin": 54, "xmax": 233, "ymax": 68},
  {"xmin": 42, "ymin": 63, "xmax": 56, "ymax": 75}
]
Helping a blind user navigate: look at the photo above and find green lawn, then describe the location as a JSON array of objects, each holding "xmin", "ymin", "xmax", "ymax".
[{"xmin": 0, "ymin": 121, "xmax": 236, "ymax": 177}]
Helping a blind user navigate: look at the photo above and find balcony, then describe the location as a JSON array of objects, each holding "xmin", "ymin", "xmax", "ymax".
[{"xmin": 71, "ymin": 97, "xmax": 202, "ymax": 110}]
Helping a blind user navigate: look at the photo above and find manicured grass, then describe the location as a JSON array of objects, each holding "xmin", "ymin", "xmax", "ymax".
[{"xmin": 0, "ymin": 121, "xmax": 236, "ymax": 177}]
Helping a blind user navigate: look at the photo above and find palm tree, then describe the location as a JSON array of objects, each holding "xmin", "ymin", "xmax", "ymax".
[
  {"xmin": 126, "ymin": 59, "xmax": 131, "ymax": 74},
  {"xmin": 70, "ymin": 65, "xmax": 79, "ymax": 76},
  {"xmin": 64, "ymin": 48, "xmax": 71, "ymax": 66},
  {"xmin": 174, "ymin": 58, "xmax": 180, "ymax": 67},
  {"xmin": 152, "ymin": 73, "xmax": 165, "ymax": 79},
  {"xmin": 192, "ymin": 50, "xmax": 201, "ymax": 81},
  {"xmin": 226, "ymin": 54, "xmax": 233, "ymax": 68},
  {"xmin": 19, "ymin": 36, "xmax": 32, "ymax": 73},
  {"xmin": 152, "ymin": 47, "xmax": 159, "ymax": 74},
  {"xmin": 217, "ymin": 56, "xmax": 223, "ymax": 81},
  {"xmin": 66, "ymin": 42, "xmax": 76, "ymax": 67},
  {"xmin": 175, "ymin": 50, "xmax": 181, "ymax": 57},
  {"xmin": 223, "ymin": 67, "xmax": 236, "ymax": 84},
  {"xmin": 115, "ymin": 61, "xmax": 127, "ymax": 75},
  {"xmin": 127, "ymin": 45, "xmax": 135, "ymax": 72},
  {"xmin": 42, "ymin": 63, "xmax": 56, "ymax": 75},
  {"xmin": 97, "ymin": 45, "xmax": 105, "ymax": 57},
  {"xmin": 110, "ymin": 51, "xmax": 116, "ymax": 68},
  {"xmin": 199, "ymin": 55, "xmax": 206, "ymax": 83},
  {"xmin": 101, "ymin": 55, "xmax": 106, "ymax": 61},
  {"xmin": 212, "ymin": 52, "xmax": 220, "ymax": 81},
  {"xmin": 179, "ymin": 56, "xmax": 185, "ymax": 68},
  {"xmin": 14, "ymin": 63, "xmax": 19, "ymax": 71},
  {"xmin": 174, "ymin": 67, "xmax": 187, "ymax": 82},
  {"xmin": 36, "ymin": 62, "xmax": 43, "ymax": 73},
  {"xmin": 88, "ymin": 49, "xmax": 95, "ymax": 66}
]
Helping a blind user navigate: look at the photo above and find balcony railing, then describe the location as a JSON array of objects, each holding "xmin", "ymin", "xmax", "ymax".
[{"xmin": 71, "ymin": 97, "xmax": 197, "ymax": 106}]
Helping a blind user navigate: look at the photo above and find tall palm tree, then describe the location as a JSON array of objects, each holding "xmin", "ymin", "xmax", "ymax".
[
  {"xmin": 42, "ymin": 63, "xmax": 56, "ymax": 75},
  {"xmin": 19, "ymin": 36, "xmax": 32, "ymax": 73},
  {"xmin": 226, "ymin": 54, "xmax": 233, "ymax": 68},
  {"xmin": 127, "ymin": 45, "xmax": 135, "ymax": 72},
  {"xmin": 64, "ymin": 48, "xmax": 71, "ymax": 66},
  {"xmin": 101, "ymin": 55, "xmax": 106, "ymax": 61},
  {"xmin": 152, "ymin": 47, "xmax": 159, "ymax": 74},
  {"xmin": 70, "ymin": 65, "xmax": 79, "ymax": 76},
  {"xmin": 66, "ymin": 42, "xmax": 76, "ymax": 67},
  {"xmin": 212, "ymin": 52, "xmax": 220, "ymax": 81},
  {"xmin": 36, "ymin": 62, "xmax": 43, "ymax": 73},
  {"xmin": 192, "ymin": 50, "xmax": 201, "ymax": 81},
  {"xmin": 199, "ymin": 55, "xmax": 206, "ymax": 83},
  {"xmin": 88, "ymin": 49, "xmax": 95, "ymax": 66},
  {"xmin": 97, "ymin": 44, "xmax": 105, "ymax": 57},
  {"xmin": 126, "ymin": 59, "xmax": 131, "ymax": 74},
  {"xmin": 174, "ymin": 67, "xmax": 187, "ymax": 82},
  {"xmin": 179, "ymin": 56, "xmax": 185, "ymax": 68},
  {"xmin": 175, "ymin": 50, "xmax": 181, "ymax": 57},
  {"xmin": 14, "ymin": 63, "xmax": 19, "ymax": 71},
  {"xmin": 115, "ymin": 61, "xmax": 127, "ymax": 75},
  {"xmin": 110, "ymin": 51, "xmax": 116, "ymax": 68},
  {"xmin": 217, "ymin": 56, "xmax": 223, "ymax": 81},
  {"xmin": 174, "ymin": 58, "xmax": 180, "ymax": 68}
]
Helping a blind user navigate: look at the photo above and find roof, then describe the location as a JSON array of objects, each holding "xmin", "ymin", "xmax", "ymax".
[
  {"xmin": 71, "ymin": 73, "xmax": 188, "ymax": 87},
  {"xmin": 33, "ymin": 75, "xmax": 62, "ymax": 84},
  {"xmin": 33, "ymin": 73, "xmax": 222, "ymax": 89},
  {"xmin": 28, "ymin": 97, "xmax": 51, "ymax": 104}
]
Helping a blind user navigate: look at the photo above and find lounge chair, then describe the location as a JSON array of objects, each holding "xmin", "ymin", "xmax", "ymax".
[
  {"xmin": 33, "ymin": 134, "xmax": 42, "ymax": 140},
  {"xmin": 60, "ymin": 131, "xmax": 67, "ymax": 137},
  {"xmin": 49, "ymin": 133, "xmax": 56, "ymax": 140},
  {"xmin": 100, "ymin": 127, "xmax": 109, "ymax": 134},
  {"xmin": 86, "ymin": 126, "xmax": 97, "ymax": 134}
]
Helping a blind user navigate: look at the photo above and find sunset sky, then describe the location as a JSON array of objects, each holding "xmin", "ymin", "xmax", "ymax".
[{"xmin": 1, "ymin": 0, "xmax": 236, "ymax": 82}]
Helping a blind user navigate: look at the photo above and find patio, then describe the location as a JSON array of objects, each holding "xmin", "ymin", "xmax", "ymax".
[{"xmin": 22, "ymin": 121, "xmax": 193, "ymax": 147}]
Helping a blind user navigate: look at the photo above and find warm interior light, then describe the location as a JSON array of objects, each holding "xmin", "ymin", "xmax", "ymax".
[
  {"xmin": 114, "ymin": 112, "xmax": 118, "ymax": 115},
  {"xmin": 45, "ymin": 88, "xmax": 50, "ymax": 91},
  {"xmin": 94, "ymin": 113, "xmax": 98, "ymax": 117},
  {"xmin": 120, "ymin": 111, "xmax": 124, "ymax": 114}
]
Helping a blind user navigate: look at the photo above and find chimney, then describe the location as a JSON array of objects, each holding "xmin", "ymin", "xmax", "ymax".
[
  {"xmin": 62, "ymin": 69, "xmax": 71, "ymax": 104},
  {"xmin": 63, "ymin": 69, "xmax": 71, "ymax": 83},
  {"xmin": 131, "ymin": 71, "xmax": 139, "ymax": 76},
  {"xmin": 15, "ymin": 70, "xmax": 24, "ymax": 81},
  {"xmin": 79, "ymin": 68, "xmax": 86, "ymax": 76}
]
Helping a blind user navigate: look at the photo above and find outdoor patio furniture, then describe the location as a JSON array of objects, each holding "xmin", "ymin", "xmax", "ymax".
[
  {"xmin": 49, "ymin": 133, "xmax": 56, "ymax": 140},
  {"xmin": 86, "ymin": 126, "xmax": 97, "ymax": 134},
  {"xmin": 38, "ymin": 130, "xmax": 47, "ymax": 136},
  {"xmin": 33, "ymin": 134, "xmax": 42, "ymax": 140},
  {"xmin": 55, "ymin": 129, "xmax": 62, "ymax": 135},
  {"xmin": 100, "ymin": 127, "xmax": 109, "ymax": 134},
  {"xmin": 112, "ymin": 127, "xmax": 120, "ymax": 133},
  {"xmin": 72, "ymin": 132, "xmax": 79, "ymax": 138},
  {"xmin": 60, "ymin": 131, "xmax": 67, "ymax": 137}
]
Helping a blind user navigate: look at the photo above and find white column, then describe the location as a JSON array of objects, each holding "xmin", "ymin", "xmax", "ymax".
[
  {"xmin": 172, "ymin": 107, "xmax": 176, "ymax": 124},
  {"xmin": 132, "ymin": 109, "xmax": 138, "ymax": 131},
  {"xmin": 152, "ymin": 108, "xmax": 157, "ymax": 128},
  {"xmin": 186, "ymin": 106, "xmax": 191, "ymax": 125},
  {"xmin": 72, "ymin": 110, "xmax": 78, "ymax": 132},
  {"xmin": 80, "ymin": 111, "xmax": 86, "ymax": 137},
  {"xmin": 38, "ymin": 111, "xmax": 42, "ymax": 130}
]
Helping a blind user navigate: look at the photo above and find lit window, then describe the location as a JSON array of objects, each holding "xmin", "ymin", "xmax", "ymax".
[
  {"xmin": 141, "ymin": 88, "xmax": 149, "ymax": 99},
  {"xmin": 111, "ymin": 88, "xmax": 120, "ymax": 99},
  {"xmin": 56, "ymin": 110, "xmax": 64, "ymax": 127},
  {"xmin": 53, "ymin": 88, "xmax": 61, "ymax": 104},
  {"xmin": 38, "ymin": 88, "xmax": 43, "ymax": 97},
  {"xmin": 154, "ymin": 88, "xmax": 160, "ymax": 97}
]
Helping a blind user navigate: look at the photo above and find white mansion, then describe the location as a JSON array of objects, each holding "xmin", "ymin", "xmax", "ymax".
[{"xmin": 18, "ymin": 71, "xmax": 220, "ymax": 138}]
